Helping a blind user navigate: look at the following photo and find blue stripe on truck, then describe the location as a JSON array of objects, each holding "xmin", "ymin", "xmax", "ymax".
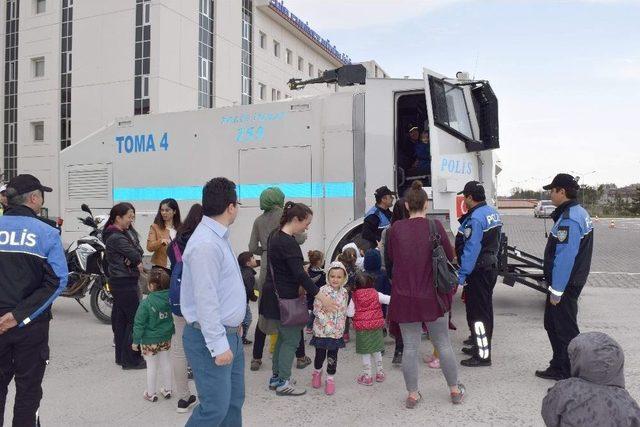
[{"xmin": 113, "ymin": 182, "xmax": 354, "ymax": 201}]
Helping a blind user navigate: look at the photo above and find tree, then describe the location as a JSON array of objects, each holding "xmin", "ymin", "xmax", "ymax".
[{"xmin": 630, "ymin": 186, "xmax": 640, "ymax": 215}]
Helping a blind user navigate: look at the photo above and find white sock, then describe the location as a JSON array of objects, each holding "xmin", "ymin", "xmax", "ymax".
[
  {"xmin": 362, "ymin": 354, "xmax": 372, "ymax": 376},
  {"xmin": 374, "ymin": 352, "xmax": 383, "ymax": 373}
]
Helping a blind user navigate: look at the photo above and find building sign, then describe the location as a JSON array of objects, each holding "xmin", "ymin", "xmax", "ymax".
[{"xmin": 269, "ymin": 0, "xmax": 351, "ymax": 65}]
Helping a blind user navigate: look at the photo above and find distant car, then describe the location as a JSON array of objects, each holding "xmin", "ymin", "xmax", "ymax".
[{"xmin": 534, "ymin": 200, "xmax": 555, "ymax": 218}]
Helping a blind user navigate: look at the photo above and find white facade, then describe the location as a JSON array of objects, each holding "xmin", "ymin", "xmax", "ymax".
[{"xmin": 1, "ymin": 0, "xmax": 385, "ymax": 217}]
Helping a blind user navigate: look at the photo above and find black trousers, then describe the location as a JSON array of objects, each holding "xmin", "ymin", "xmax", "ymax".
[
  {"xmin": 465, "ymin": 269, "xmax": 498, "ymax": 358},
  {"xmin": 111, "ymin": 286, "xmax": 143, "ymax": 367},
  {"xmin": 314, "ymin": 348, "xmax": 338, "ymax": 375},
  {"xmin": 252, "ymin": 324, "xmax": 306, "ymax": 360},
  {"xmin": 0, "ymin": 320, "xmax": 49, "ymax": 427},
  {"xmin": 544, "ymin": 285, "xmax": 582, "ymax": 376}
]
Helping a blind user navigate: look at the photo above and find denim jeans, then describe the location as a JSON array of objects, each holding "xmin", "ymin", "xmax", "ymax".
[
  {"xmin": 183, "ymin": 324, "xmax": 245, "ymax": 427},
  {"xmin": 241, "ymin": 303, "xmax": 252, "ymax": 339}
]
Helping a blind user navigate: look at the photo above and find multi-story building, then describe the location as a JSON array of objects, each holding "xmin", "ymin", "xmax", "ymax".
[{"xmin": 0, "ymin": 0, "xmax": 387, "ymax": 216}]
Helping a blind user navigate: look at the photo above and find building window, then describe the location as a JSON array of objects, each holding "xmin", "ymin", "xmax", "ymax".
[
  {"xmin": 286, "ymin": 49, "xmax": 292, "ymax": 65},
  {"xmin": 277, "ymin": 90, "xmax": 281, "ymax": 100},
  {"xmin": 36, "ymin": 0, "xmax": 46, "ymax": 14},
  {"xmin": 32, "ymin": 122, "xmax": 44, "ymax": 142},
  {"xmin": 241, "ymin": 0, "xmax": 252, "ymax": 105},
  {"xmin": 308, "ymin": 63, "xmax": 314, "ymax": 77},
  {"xmin": 297, "ymin": 56, "xmax": 303, "ymax": 71},
  {"xmin": 198, "ymin": 0, "xmax": 214, "ymax": 108},
  {"xmin": 134, "ymin": 0, "xmax": 151, "ymax": 115},
  {"xmin": 258, "ymin": 83, "xmax": 266, "ymax": 101},
  {"xmin": 60, "ymin": 0, "xmax": 73, "ymax": 150},
  {"xmin": 271, "ymin": 88, "xmax": 276, "ymax": 101},
  {"xmin": 259, "ymin": 31, "xmax": 266, "ymax": 49},
  {"xmin": 273, "ymin": 40, "xmax": 280, "ymax": 58},
  {"xmin": 32, "ymin": 57, "xmax": 45, "ymax": 78},
  {"xmin": 4, "ymin": 0, "xmax": 19, "ymax": 179}
]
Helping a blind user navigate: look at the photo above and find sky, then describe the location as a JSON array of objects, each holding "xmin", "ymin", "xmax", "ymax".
[{"xmin": 282, "ymin": 0, "xmax": 640, "ymax": 195}]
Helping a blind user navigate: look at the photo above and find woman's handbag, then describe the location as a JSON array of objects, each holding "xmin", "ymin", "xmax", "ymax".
[
  {"xmin": 427, "ymin": 219, "xmax": 459, "ymax": 317},
  {"xmin": 427, "ymin": 219, "xmax": 458, "ymax": 294},
  {"xmin": 268, "ymin": 235, "xmax": 309, "ymax": 327}
]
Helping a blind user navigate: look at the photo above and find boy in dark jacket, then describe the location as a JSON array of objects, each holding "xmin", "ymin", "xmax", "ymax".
[
  {"xmin": 238, "ymin": 252, "xmax": 258, "ymax": 345},
  {"xmin": 542, "ymin": 332, "xmax": 640, "ymax": 427}
]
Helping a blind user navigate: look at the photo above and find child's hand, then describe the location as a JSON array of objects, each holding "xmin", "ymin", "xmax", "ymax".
[{"xmin": 131, "ymin": 343, "xmax": 140, "ymax": 352}]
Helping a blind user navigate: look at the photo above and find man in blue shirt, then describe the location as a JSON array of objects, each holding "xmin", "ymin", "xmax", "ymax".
[
  {"xmin": 536, "ymin": 174, "xmax": 593, "ymax": 381},
  {"xmin": 181, "ymin": 177, "xmax": 246, "ymax": 426},
  {"xmin": 455, "ymin": 181, "xmax": 503, "ymax": 367}
]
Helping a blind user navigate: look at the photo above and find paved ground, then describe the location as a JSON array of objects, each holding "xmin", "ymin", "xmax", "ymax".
[{"xmin": 4, "ymin": 213, "xmax": 640, "ymax": 426}]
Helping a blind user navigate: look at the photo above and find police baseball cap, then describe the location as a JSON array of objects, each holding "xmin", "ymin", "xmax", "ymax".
[
  {"xmin": 542, "ymin": 173, "xmax": 579, "ymax": 191},
  {"xmin": 408, "ymin": 124, "xmax": 419, "ymax": 133},
  {"xmin": 458, "ymin": 181, "xmax": 486, "ymax": 198},
  {"xmin": 7, "ymin": 174, "xmax": 53, "ymax": 195},
  {"xmin": 374, "ymin": 186, "xmax": 396, "ymax": 199}
]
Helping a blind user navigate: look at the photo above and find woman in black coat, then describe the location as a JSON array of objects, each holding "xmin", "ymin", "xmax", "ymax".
[{"xmin": 104, "ymin": 202, "xmax": 145, "ymax": 370}]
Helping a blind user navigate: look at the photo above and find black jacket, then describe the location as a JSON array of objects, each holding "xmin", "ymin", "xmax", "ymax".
[
  {"xmin": 362, "ymin": 207, "xmax": 392, "ymax": 248},
  {"xmin": 241, "ymin": 266, "xmax": 258, "ymax": 304},
  {"xmin": 0, "ymin": 205, "xmax": 68, "ymax": 326},
  {"xmin": 104, "ymin": 225, "xmax": 143, "ymax": 282}
]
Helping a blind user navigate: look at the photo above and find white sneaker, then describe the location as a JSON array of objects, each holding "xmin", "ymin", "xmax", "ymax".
[{"xmin": 160, "ymin": 388, "xmax": 172, "ymax": 399}]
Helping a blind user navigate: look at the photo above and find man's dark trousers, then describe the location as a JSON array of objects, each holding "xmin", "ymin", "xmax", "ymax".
[
  {"xmin": 544, "ymin": 284, "xmax": 583, "ymax": 377},
  {"xmin": 0, "ymin": 320, "xmax": 49, "ymax": 427},
  {"xmin": 465, "ymin": 269, "xmax": 498, "ymax": 357}
]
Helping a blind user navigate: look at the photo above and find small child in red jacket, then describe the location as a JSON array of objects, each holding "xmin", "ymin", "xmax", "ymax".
[{"xmin": 347, "ymin": 273, "xmax": 390, "ymax": 386}]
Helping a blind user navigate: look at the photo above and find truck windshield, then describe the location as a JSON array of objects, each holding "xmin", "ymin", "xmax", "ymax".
[{"xmin": 430, "ymin": 77, "xmax": 473, "ymax": 140}]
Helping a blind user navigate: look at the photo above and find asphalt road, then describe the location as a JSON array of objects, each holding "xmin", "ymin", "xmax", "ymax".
[{"xmin": 4, "ymin": 214, "xmax": 640, "ymax": 426}]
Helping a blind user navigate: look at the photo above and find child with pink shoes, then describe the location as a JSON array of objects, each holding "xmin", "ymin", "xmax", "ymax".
[
  {"xmin": 309, "ymin": 261, "xmax": 349, "ymax": 395},
  {"xmin": 348, "ymin": 273, "xmax": 391, "ymax": 386}
]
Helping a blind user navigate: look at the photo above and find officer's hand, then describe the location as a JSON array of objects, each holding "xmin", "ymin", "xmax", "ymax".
[
  {"xmin": 0, "ymin": 312, "xmax": 18, "ymax": 335},
  {"xmin": 214, "ymin": 349, "xmax": 234, "ymax": 366},
  {"xmin": 549, "ymin": 294, "xmax": 561, "ymax": 306}
]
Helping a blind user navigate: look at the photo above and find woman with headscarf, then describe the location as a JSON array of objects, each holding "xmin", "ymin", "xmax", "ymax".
[{"xmin": 249, "ymin": 187, "xmax": 310, "ymax": 371}]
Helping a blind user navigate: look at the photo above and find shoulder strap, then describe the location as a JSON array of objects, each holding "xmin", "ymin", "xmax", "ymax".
[
  {"xmin": 267, "ymin": 232, "xmax": 280, "ymax": 299},
  {"xmin": 427, "ymin": 218, "xmax": 442, "ymax": 249},
  {"xmin": 171, "ymin": 242, "xmax": 182, "ymax": 263}
]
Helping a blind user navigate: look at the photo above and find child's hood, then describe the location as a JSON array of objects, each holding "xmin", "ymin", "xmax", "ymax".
[
  {"xmin": 569, "ymin": 331, "xmax": 625, "ymax": 388},
  {"xmin": 363, "ymin": 249, "xmax": 382, "ymax": 272},
  {"xmin": 147, "ymin": 289, "xmax": 171, "ymax": 309}
]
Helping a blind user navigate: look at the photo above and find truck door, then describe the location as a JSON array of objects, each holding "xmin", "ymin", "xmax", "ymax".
[{"xmin": 423, "ymin": 69, "xmax": 499, "ymax": 232}]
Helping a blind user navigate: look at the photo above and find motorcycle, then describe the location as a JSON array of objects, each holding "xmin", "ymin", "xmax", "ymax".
[{"xmin": 62, "ymin": 203, "xmax": 113, "ymax": 324}]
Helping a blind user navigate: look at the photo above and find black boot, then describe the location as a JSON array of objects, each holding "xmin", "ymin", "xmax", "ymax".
[
  {"xmin": 392, "ymin": 350, "xmax": 403, "ymax": 365},
  {"xmin": 460, "ymin": 356, "xmax": 491, "ymax": 367},
  {"xmin": 535, "ymin": 367, "xmax": 567, "ymax": 381}
]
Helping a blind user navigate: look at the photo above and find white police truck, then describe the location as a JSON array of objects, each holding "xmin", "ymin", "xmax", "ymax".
[{"xmin": 59, "ymin": 66, "xmax": 501, "ymax": 261}]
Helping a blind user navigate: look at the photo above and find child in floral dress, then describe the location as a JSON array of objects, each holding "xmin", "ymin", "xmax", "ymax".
[{"xmin": 309, "ymin": 261, "xmax": 349, "ymax": 395}]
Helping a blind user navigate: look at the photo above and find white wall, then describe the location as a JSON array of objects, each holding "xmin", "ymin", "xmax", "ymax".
[{"xmin": 16, "ymin": 0, "xmax": 62, "ymax": 211}]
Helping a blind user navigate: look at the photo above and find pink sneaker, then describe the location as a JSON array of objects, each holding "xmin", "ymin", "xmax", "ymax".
[
  {"xmin": 325, "ymin": 377, "xmax": 335, "ymax": 395},
  {"xmin": 428, "ymin": 358, "xmax": 441, "ymax": 369},
  {"xmin": 375, "ymin": 371, "xmax": 386, "ymax": 382},
  {"xmin": 311, "ymin": 370, "xmax": 322, "ymax": 389},
  {"xmin": 423, "ymin": 354, "xmax": 437, "ymax": 364},
  {"xmin": 356, "ymin": 374, "xmax": 374, "ymax": 386}
]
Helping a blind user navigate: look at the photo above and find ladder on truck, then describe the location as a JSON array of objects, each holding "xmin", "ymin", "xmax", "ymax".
[{"xmin": 497, "ymin": 233, "xmax": 547, "ymax": 293}]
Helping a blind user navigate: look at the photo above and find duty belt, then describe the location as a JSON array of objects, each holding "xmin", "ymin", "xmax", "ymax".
[{"xmin": 190, "ymin": 322, "xmax": 240, "ymax": 335}]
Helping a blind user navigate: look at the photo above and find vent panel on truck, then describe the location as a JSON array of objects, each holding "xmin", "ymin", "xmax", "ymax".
[{"xmin": 67, "ymin": 167, "xmax": 110, "ymax": 200}]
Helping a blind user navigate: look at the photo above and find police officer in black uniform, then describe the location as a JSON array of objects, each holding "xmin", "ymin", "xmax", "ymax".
[
  {"xmin": 536, "ymin": 174, "xmax": 593, "ymax": 381},
  {"xmin": 0, "ymin": 175, "xmax": 68, "ymax": 426},
  {"xmin": 455, "ymin": 181, "xmax": 503, "ymax": 367}
]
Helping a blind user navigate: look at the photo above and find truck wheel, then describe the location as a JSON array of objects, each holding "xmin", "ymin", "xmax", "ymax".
[{"xmin": 90, "ymin": 281, "xmax": 113, "ymax": 324}]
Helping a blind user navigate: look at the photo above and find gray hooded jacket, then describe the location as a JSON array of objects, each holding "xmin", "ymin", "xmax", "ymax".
[{"xmin": 542, "ymin": 332, "xmax": 640, "ymax": 427}]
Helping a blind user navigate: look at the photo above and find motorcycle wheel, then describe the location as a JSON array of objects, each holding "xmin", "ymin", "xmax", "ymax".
[{"xmin": 90, "ymin": 280, "xmax": 113, "ymax": 324}]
